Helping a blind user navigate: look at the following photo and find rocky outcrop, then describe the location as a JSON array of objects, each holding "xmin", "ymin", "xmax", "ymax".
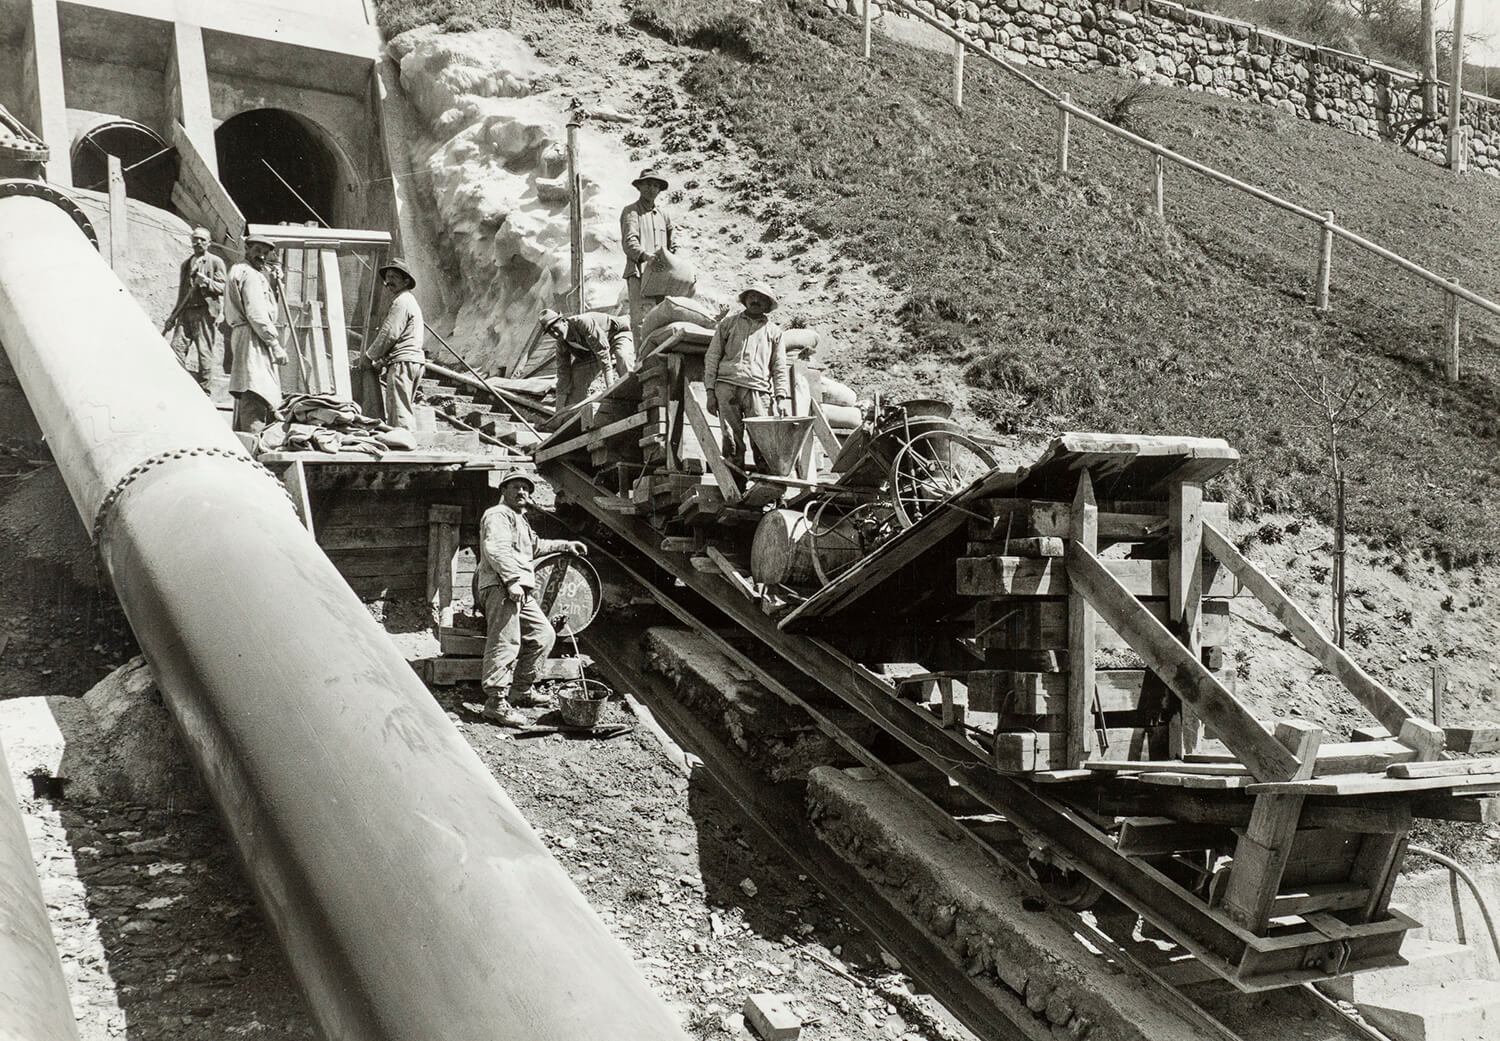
[{"xmin": 388, "ymin": 28, "xmax": 645, "ymax": 373}]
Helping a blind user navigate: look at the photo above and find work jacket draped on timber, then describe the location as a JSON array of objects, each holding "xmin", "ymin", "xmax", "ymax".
[
  {"xmin": 704, "ymin": 311, "xmax": 790, "ymax": 398},
  {"xmin": 476, "ymin": 503, "xmax": 572, "ymax": 595}
]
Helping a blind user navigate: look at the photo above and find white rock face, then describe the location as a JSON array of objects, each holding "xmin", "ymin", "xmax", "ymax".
[{"xmin": 390, "ymin": 27, "xmax": 645, "ymax": 372}]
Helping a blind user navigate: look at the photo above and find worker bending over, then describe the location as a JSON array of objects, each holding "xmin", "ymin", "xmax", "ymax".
[
  {"xmin": 540, "ymin": 309, "xmax": 636, "ymax": 411},
  {"xmin": 163, "ymin": 226, "xmax": 226, "ymax": 394},
  {"xmin": 704, "ymin": 283, "xmax": 791, "ymax": 471},
  {"xmin": 224, "ymin": 234, "xmax": 287, "ymax": 433},
  {"xmin": 365, "ymin": 258, "xmax": 426, "ymax": 428},
  {"xmin": 475, "ymin": 471, "xmax": 589, "ymax": 727}
]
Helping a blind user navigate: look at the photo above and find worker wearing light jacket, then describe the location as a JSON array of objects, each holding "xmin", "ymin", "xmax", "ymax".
[
  {"xmin": 365, "ymin": 258, "xmax": 426, "ymax": 428},
  {"xmin": 163, "ymin": 226, "xmax": 227, "ymax": 393},
  {"xmin": 539, "ymin": 308, "xmax": 636, "ymax": 410},
  {"xmin": 475, "ymin": 471, "xmax": 589, "ymax": 727},
  {"xmin": 704, "ymin": 282, "xmax": 791, "ymax": 472},
  {"xmin": 224, "ymin": 234, "xmax": 287, "ymax": 433},
  {"xmin": 619, "ymin": 167, "xmax": 674, "ymax": 339}
]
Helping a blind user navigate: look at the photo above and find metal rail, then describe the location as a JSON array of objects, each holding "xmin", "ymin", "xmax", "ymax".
[
  {"xmin": 877, "ymin": 0, "xmax": 1500, "ymax": 321},
  {"xmin": 0, "ymin": 740, "xmax": 80, "ymax": 1041},
  {"xmin": 0, "ymin": 180, "xmax": 689, "ymax": 1041}
]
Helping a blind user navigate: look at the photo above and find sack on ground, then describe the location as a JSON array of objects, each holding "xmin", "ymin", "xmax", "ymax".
[
  {"xmin": 641, "ymin": 295, "xmax": 721, "ymax": 340},
  {"xmin": 639, "ymin": 250, "xmax": 697, "ymax": 298}
]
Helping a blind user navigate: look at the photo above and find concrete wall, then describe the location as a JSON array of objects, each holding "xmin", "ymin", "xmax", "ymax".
[
  {"xmin": 64, "ymin": 62, "xmax": 167, "ymax": 140},
  {"xmin": 856, "ymin": 0, "xmax": 1500, "ymax": 175}
]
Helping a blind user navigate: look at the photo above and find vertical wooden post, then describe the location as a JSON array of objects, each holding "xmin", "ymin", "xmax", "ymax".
[
  {"xmin": 566, "ymin": 121, "xmax": 584, "ymax": 314},
  {"xmin": 861, "ymin": 0, "xmax": 872, "ymax": 59},
  {"xmin": 1066, "ymin": 470, "xmax": 1097, "ymax": 768},
  {"xmin": 283, "ymin": 460, "xmax": 314, "ymax": 535},
  {"xmin": 1432, "ymin": 665, "xmax": 1447, "ymax": 726},
  {"xmin": 1169, "ymin": 480, "xmax": 1204, "ymax": 757},
  {"xmin": 319, "ymin": 250, "xmax": 352, "ymax": 401},
  {"xmin": 1152, "ymin": 155, "xmax": 1164, "ymax": 218},
  {"xmin": 952, "ymin": 38, "xmax": 965, "ymax": 109},
  {"xmin": 1445, "ymin": 283, "xmax": 1461, "ymax": 381},
  {"xmin": 1447, "ymin": 0, "xmax": 1467, "ymax": 171},
  {"xmin": 107, "ymin": 155, "xmax": 128, "ymax": 272},
  {"xmin": 1056, "ymin": 93, "xmax": 1072, "ymax": 175},
  {"xmin": 1314, "ymin": 211, "xmax": 1334, "ymax": 312},
  {"xmin": 428, "ymin": 504, "xmax": 463, "ymax": 630}
]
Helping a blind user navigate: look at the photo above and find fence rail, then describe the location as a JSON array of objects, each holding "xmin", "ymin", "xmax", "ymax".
[{"xmin": 860, "ymin": 0, "xmax": 1500, "ymax": 377}]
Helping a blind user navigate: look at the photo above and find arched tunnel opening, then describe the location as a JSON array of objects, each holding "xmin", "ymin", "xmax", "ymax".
[
  {"xmin": 215, "ymin": 109, "xmax": 343, "ymax": 226},
  {"xmin": 71, "ymin": 120, "xmax": 178, "ymax": 211}
]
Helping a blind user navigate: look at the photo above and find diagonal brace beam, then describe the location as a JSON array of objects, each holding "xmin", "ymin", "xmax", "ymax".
[{"xmin": 1065, "ymin": 542, "xmax": 1300, "ymax": 781}]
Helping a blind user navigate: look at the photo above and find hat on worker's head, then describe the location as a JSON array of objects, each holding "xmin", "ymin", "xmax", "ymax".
[
  {"xmin": 738, "ymin": 282, "xmax": 779, "ymax": 312},
  {"xmin": 631, "ymin": 167, "xmax": 669, "ymax": 191},
  {"xmin": 378, "ymin": 258, "xmax": 417, "ymax": 289},
  {"xmin": 498, "ymin": 470, "xmax": 537, "ymax": 493},
  {"xmin": 538, "ymin": 308, "xmax": 567, "ymax": 335},
  {"xmin": 191, "ymin": 227, "xmax": 211, "ymax": 242},
  {"xmin": 243, "ymin": 233, "xmax": 277, "ymax": 250}
]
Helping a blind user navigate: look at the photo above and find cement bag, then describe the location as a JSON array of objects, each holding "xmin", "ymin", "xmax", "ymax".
[
  {"xmin": 640, "ymin": 295, "xmax": 720, "ymax": 341},
  {"xmin": 821, "ymin": 403, "xmax": 863, "ymax": 430},
  {"xmin": 640, "ymin": 250, "xmax": 697, "ymax": 298},
  {"xmin": 820, "ymin": 377, "xmax": 856, "ymax": 408},
  {"xmin": 781, "ymin": 328, "xmax": 820, "ymax": 359},
  {"xmin": 641, "ymin": 320, "xmax": 715, "ymax": 358}
]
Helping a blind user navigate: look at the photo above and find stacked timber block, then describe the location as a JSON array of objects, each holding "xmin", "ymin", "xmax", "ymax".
[{"xmin": 957, "ymin": 480, "xmax": 1236, "ymax": 772}]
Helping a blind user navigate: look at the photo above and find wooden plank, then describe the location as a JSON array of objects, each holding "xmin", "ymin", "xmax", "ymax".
[
  {"xmin": 315, "ymin": 524, "xmax": 429, "ymax": 551},
  {"xmin": 957, "ymin": 556, "xmax": 1238, "ymax": 598},
  {"xmin": 1169, "ymin": 480, "xmax": 1204, "ymax": 757},
  {"xmin": 1220, "ymin": 792, "xmax": 1306, "ymax": 934},
  {"xmin": 282, "ymin": 459, "xmax": 314, "ymax": 535},
  {"xmin": 976, "ymin": 499, "xmax": 1230, "ymax": 541},
  {"xmin": 1247, "ymin": 773, "xmax": 1500, "ymax": 796},
  {"xmin": 427, "ymin": 504, "xmax": 462, "ymax": 629},
  {"xmin": 1442, "ymin": 725, "xmax": 1500, "ymax": 755},
  {"xmin": 323, "ymin": 548, "xmax": 428, "ymax": 579},
  {"xmin": 683, "ymin": 383, "xmax": 742, "ymax": 504},
  {"xmin": 439, "ymin": 629, "xmax": 486, "ymax": 656},
  {"xmin": 967, "ymin": 668, "xmax": 1236, "ymax": 715},
  {"xmin": 706, "ymin": 546, "xmax": 758, "ymax": 601},
  {"xmin": 807, "ymin": 396, "xmax": 842, "ymax": 458},
  {"xmin": 168, "ymin": 119, "xmax": 244, "ymax": 254},
  {"xmin": 973, "ymin": 597, "xmax": 1231, "ymax": 651},
  {"xmin": 1412, "ymin": 795, "xmax": 1500, "ymax": 823},
  {"xmin": 1065, "ymin": 542, "xmax": 1300, "ymax": 783},
  {"xmin": 107, "ymin": 155, "xmax": 128, "ymax": 272},
  {"xmin": 1201, "ymin": 523, "xmax": 1425, "ymax": 745},
  {"xmin": 994, "ymin": 727, "xmax": 1164, "ymax": 772},
  {"xmin": 306, "ymin": 299, "xmax": 331, "ymax": 394},
  {"xmin": 534, "ymin": 413, "xmax": 648, "ymax": 464},
  {"xmin": 1272, "ymin": 883, "xmax": 1371, "ymax": 917},
  {"xmin": 1067, "ymin": 471, "xmax": 1097, "ymax": 768},
  {"xmin": 319, "ymin": 250, "xmax": 352, "ymax": 401},
  {"xmin": 1116, "ymin": 817, "xmax": 1232, "ymax": 856},
  {"xmin": 1387, "ymin": 757, "xmax": 1500, "ymax": 779}
]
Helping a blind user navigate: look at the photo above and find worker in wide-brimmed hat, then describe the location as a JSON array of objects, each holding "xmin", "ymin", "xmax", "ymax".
[
  {"xmin": 704, "ymin": 283, "xmax": 791, "ymax": 478},
  {"xmin": 539, "ymin": 307, "xmax": 636, "ymax": 412},
  {"xmin": 224, "ymin": 233, "xmax": 287, "ymax": 433},
  {"xmin": 620, "ymin": 166, "xmax": 675, "ymax": 340},
  {"xmin": 474, "ymin": 470, "xmax": 589, "ymax": 727},
  {"xmin": 163, "ymin": 226, "xmax": 227, "ymax": 395},
  {"xmin": 365, "ymin": 257, "xmax": 425, "ymax": 429}
]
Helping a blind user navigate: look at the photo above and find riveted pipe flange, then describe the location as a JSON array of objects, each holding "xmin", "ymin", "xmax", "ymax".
[{"xmin": 0, "ymin": 178, "xmax": 97, "ymax": 250}]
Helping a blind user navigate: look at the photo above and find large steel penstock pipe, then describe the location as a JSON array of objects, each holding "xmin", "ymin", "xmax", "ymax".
[{"xmin": 0, "ymin": 182, "xmax": 689, "ymax": 1041}]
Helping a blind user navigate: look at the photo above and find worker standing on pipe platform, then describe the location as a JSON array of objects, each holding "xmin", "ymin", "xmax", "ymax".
[
  {"xmin": 224, "ymin": 234, "xmax": 287, "ymax": 433},
  {"xmin": 620, "ymin": 167, "xmax": 674, "ymax": 340},
  {"xmin": 476, "ymin": 471, "xmax": 588, "ymax": 727},
  {"xmin": 540, "ymin": 308, "xmax": 635, "ymax": 411},
  {"xmin": 162, "ymin": 226, "xmax": 226, "ymax": 394},
  {"xmin": 705, "ymin": 282, "xmax": 791, "ymax": 472},
  {"xmin": 365, "ymin": 258, "xmax": 426, "ymax": 428}
]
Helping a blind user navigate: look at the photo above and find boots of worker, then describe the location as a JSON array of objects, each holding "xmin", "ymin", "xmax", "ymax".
[{"xmin": 481, "ymin": 693, "xmax": 526, "ymax": 727}]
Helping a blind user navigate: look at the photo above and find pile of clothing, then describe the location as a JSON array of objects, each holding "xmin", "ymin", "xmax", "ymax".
[{"xmin": 254, "ymin": 393, "xmax": 417, "ymax": 457}]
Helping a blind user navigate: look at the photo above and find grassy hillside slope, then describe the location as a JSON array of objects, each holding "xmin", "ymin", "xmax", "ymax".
[{"xmin": 379, "ymin": 0, "xmax": 1500, "ymax": 566}]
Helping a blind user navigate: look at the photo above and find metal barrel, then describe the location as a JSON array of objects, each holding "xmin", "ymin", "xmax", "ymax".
[{"xmin": 0, "ymin": 181, "xmax": 689, "ymax": 1041}]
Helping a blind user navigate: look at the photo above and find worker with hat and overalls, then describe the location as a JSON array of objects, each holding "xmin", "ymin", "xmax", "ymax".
[
  {"xmin": 538, "ymin": 308, "xmax": 636, "ymax": 411},
  {"xmin": 224, "ymin": 234, "xmax": 287, "ymax": 433},
  {"xmin": 475, "ymin": 471, "xmax": 589, "ymax": 726},
  {"xmin": 620, "ymin": 167, "xmax": 674, "ymax": 341},
  {"xmin": 366, "ymin": 258, "xmax": 426, "ymax": 429},
  {"xmin": 705, "ymin": 282, "xmax": 791, "ymax": 473}
]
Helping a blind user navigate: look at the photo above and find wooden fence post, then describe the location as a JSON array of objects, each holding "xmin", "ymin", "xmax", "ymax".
[
  {"xmin": 566, "ymin": 121, "xmax": 584, "ymax": 315},
  {"xmin": 1152, "ymin": 154, "xmax": 1164, "ymax": 218},
  {"xmin": 1313, "ymin": 210, "xmax": 1335, "ymax": 311},
  {"xmin": 862, "ymin": 0, "xmax": 872, "ymax": 59},
  {"xmin": 1056, "ymin": 93, "xmax": 1072, "ymax": 175},
  {"xmin": 1445, "ymin": 281, "xmax": 1461, "ymax": 381},
  {"xmin": 952, "ymin": 37, "xmax": 965, "ymax": 109},
  {"xmin": 107, "ymin": 155, "xmax": 128, "ymax": 273}
]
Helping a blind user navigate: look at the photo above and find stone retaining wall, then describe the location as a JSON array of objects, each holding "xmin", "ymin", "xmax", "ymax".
[{"xmin": 843, "ymin": 0, "xmax": 1500, "ymax": 175}]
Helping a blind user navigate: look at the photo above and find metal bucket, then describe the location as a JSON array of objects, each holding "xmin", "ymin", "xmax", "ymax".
[
  {"xmin": 557, "ymin": 679, "xmax": 610, "ymax": 728},
  {"xmin": 743, "ymin": 416, "xmax": 816, "ymax": 476}
]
